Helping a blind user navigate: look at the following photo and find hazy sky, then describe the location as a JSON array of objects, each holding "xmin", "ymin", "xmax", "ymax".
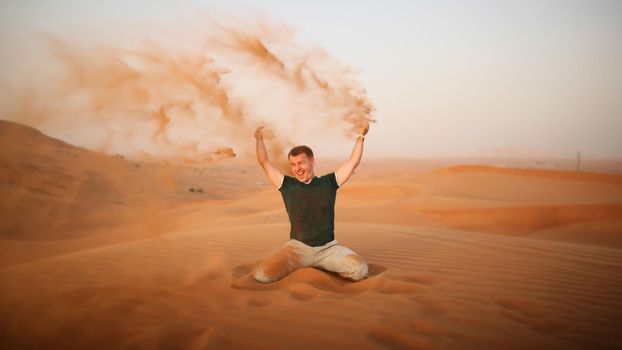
[{"xmin": 2, "ymin": 0, "xmax": 621, "ymax": 159}]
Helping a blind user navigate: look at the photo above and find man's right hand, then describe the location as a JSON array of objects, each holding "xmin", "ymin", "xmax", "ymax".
[{"xmin": 254, "ymin": 126, "xmax": 264, "ymax": 140}]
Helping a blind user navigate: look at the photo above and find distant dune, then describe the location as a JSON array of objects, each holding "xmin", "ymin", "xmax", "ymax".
[
  {"xmin": 0, "ymin": 120, "xmax": 185, "ymax": 243},
  {"xmin": 434, "ymin": 164, "xmax": 622, "ymax": 184},
  {"xmin": 0, "ymin": 120, "xmax": 245, "ymax": 264},
  {"xmin": 1, "ymin": 120, "xmax": 621, "ymax": 349}
]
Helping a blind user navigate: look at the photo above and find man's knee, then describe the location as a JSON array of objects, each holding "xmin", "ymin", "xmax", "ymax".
[
  {"xmin": 341, "ymin": 254, "xmax": 368, "ymax": 281},
  {"xmin": 253, "ymin": 266, "xmax": 274, "ymax": 283},
  {"xmin": 253, "ymin": 247, "xmax": 300, "ymax": 283},
  {"xmin": 350, "ymin": 261, "xmax": 369, "ymax": 281}
]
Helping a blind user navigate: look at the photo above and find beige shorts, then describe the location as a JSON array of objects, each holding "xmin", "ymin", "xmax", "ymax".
[{"xmin": 254, "ymin": 239, "xmax": 368, "ymax": 283}]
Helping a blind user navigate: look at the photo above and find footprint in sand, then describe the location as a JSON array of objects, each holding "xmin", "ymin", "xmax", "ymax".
[
  {"xmin": 120, "ymin": 325, "xmax": 228, "ymax": 350},
  {"xmin": 367, "ymin": 324, "xmax": 437, "ymax": 350},
  {"xmin": 496, "ymin": 297, "xmax": 565, "ymax": 333},
  {"xmin": 413, "ymin": 297, "xmax": 448, "ymax": 317},
  {"xmin": 230, "ymin": 262, "xmax": 439, "ymax": 301},
  {"xmin": 396, "ymin": 274, "xmax": 440, "ymax": 285},
  {"xmin": 246, "ymin": 295, "xmax": 271, "ymax": 307},
  {"xmin": 287, "ymin": 283, "xmax": 321, "ymax": 301},
  {"xmin": 375, "ymin": 273, "xmax": 439, "ymax": 295}
]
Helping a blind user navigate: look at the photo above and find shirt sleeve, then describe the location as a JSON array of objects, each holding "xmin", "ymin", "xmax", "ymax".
[
  {"xmin": 279, "ymin": 175, "xmax": 292, "ymax": 192},
  {"xmin": 330, "ymin": 172, "xmax": 340, "ymax": 189},
  {"xmin": 276, "ymin": 174, "xmax": 285, "ymax": 190}
]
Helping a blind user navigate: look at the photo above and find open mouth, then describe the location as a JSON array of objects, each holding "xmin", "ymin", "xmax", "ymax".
[{"xmin": 296, "ymin": 169, "xmax": 304, "ymax": 176}]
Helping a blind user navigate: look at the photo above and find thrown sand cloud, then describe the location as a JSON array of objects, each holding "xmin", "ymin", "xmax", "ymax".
[{"xmin": 0, "ymin": 14, "xmax": 374, "ymax": 164}]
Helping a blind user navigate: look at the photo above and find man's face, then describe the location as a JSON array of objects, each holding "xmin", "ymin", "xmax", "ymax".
[{"xmin": 289, "ymin": 153, "xmax": 315, "ymax": 183}]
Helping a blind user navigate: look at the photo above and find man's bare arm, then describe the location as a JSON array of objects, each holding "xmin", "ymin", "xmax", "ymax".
[
  {"xmin": 255, "ymin": 126, "xmax": 284, "ymax": 189},
  {"xmin": 336, "ymin": 121, "xmax": 369, "ymax": 187}
]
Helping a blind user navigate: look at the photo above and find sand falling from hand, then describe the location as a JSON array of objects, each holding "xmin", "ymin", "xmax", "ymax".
[{"xmin": 0, "ymin": 16, "xmax": 374, "ymax": 166}]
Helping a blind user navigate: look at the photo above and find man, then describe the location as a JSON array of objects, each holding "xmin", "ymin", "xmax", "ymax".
[{"xmin": 253, "ymin": 121, "xmax": 370, "ymax": 283}]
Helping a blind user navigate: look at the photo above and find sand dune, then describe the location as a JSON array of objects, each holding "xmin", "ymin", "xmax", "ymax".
[
  {"xmin": 419, "ymin": 203, "xmax": 622, "ymax": 236},
  {"xmin": 0, "ymin": 120, "xmax": 255, "ymax": 265},
  {"xmin": 1, "ymin": 120, "xmax": 621, "ymax": 349},
  {"xmin": 0, "ymin": 120, "xmax": 174, "ymax": 239}
]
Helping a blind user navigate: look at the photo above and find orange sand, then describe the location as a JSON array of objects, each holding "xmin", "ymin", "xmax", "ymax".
[{"xmin": 1, "ymin": 120, "xmax": 621, "ymax": 349}]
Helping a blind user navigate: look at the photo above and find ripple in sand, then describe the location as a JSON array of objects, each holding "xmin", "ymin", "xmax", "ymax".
[
  {"xmin": 367, "ymin": 324, "xmax": 436, "ymax": 350},
  {"xmin": 496, "ymin": 297, "xmax": 565, "ymax": 333}
]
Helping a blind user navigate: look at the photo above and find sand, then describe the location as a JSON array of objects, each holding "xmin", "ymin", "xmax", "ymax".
[{"xmin": 1, "ymin": 120, "xmax": 621, "ymax": 349}]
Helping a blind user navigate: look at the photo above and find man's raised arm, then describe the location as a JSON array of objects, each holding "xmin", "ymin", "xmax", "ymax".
[
  {"xmin": 336, "ymin": 121, "xmax": 370, "ymax": 187},
  {"xmin": 255, "ymin": 126, "xmax": 284, "ymax": 189}
]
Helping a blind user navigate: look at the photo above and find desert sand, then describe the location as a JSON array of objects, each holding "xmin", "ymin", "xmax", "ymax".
[{"xmin": 1, "ymin": 120, "xmax": 621, "ymax": 349}]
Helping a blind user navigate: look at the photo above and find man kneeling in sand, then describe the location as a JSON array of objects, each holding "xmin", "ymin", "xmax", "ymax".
[{"xmin": 253, "ymin": 122, "xmax": 370, "ymax": 283}]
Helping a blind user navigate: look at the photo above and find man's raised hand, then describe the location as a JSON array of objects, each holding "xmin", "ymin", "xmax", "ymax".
[
  {"xmin": 254, "ymin": 125, "xmax": 284, "ymax": 188},
  {"xmin": 255, "ymin": 126, "xmax": 264, "ymax": 140},
  {"xmin": 359, "ymin": 120, "xmax": 370, "ymax": 136}
]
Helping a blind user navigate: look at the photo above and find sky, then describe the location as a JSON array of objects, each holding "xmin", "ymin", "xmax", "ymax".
[{"xmin": 1, "ymin": 0, "xmax": 621, "ymax": 159}]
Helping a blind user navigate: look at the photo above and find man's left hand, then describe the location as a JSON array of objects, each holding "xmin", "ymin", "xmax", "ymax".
[{"xmin": 359, "ymin": 120, "xmax": 370, "ymax": 136}]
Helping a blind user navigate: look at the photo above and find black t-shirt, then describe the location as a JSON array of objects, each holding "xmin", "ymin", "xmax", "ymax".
[{"xmin": 278, "ymin": 172, "xmax": 339, "ymax": 246}]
